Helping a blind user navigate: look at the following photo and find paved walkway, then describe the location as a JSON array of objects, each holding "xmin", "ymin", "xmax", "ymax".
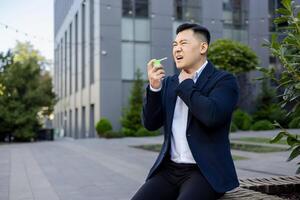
[{"xmin": 0, "ymin": 129, "xmax": 299, "ymax": 200}]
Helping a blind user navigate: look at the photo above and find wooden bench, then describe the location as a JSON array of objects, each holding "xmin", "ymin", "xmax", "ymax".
[
  {"xmin": 220, "ymin": 187, "xmax": 284, "ymax": 199},
  {"xmin": 220, "ymin": 175, "xmax": 300, "ymax": 199}
]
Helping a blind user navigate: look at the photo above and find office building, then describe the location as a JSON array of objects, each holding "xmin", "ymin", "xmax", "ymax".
[{"xmin": 53, "ymin": 0, "xmax": 292, "ymax": 138}]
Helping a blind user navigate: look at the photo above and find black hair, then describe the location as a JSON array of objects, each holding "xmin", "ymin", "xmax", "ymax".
[{"xmin": 176, "ymin": 23, "xmax": 211, "ymax": 45}]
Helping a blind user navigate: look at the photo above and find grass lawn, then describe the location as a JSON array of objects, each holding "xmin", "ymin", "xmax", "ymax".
[
  {"xmin": 230, "ymin": 143, "xmax": 288, "ymax": 153},
  {"xmin": 132, "ymin": 144, "xmax": 249, "ymax": 160},
  {"xmin": 232, "ymin": 155, "xmax": 248, "ymax": 160},
  {"xmin": 231, "ymin": 137, "xmax": 287, "ymax": 145},
  {"xmin": 132, "ymin": 144, "xmax": 162, "ymax": 152}
]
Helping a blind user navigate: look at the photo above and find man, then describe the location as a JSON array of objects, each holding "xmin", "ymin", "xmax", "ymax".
[{"xmin": 131, "ymin": 23, "xmax": 239, "ymax": 200}]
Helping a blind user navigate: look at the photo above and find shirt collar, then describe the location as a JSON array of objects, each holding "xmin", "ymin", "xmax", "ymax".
[{"xmin": 193, "ymin": 60, "xmax": 208, "ymax": 82}]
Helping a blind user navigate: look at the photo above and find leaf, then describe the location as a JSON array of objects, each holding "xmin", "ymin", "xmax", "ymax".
[
  {"xmin": 256, "ymin": 67, "xmax": 269, "ymax": 73},
  {"xmin": 274, "ymin": 16, "xmax": 289, "ymax": 24},
  {"xmin": 296, "ymin": 166, "xmax": 300, "ymax": 174},
  {"xmin": 287, "ymin": 136, "xmax": 300, "ymax": 146},
  {"xmin": 287, "ymin": 146, "xmax": 300, "ymax": 162},
  {"xmin": 281, "ymin": 0, "xmax": 292, "ymax": 11},
  {"xmin": 276, "ymin": 7, "xmax": 291, "ymax": 15},
  {"xmin": 270, "ymin": 131, "xmax": 285, "ymax": 143},
  {"xmin": 295, "ymin": 83, "xmax": 300, "ymax": 89}
]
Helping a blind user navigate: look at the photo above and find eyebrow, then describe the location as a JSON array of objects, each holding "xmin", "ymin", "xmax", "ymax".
[{"xmin": 172, "ymin": 39, "xmax": 188, "ymax": 44}]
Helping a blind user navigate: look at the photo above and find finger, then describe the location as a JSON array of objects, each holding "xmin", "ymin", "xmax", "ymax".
[
  {"xmin": 156, "ymin": 74, "xmax": 166, "ymax": 80},
  {"xmin": 154, "ymin": 68, "xmax": 165, "ymax": 74},
  {"xmin": 153, "ymin": 71, "xmax": 165, "ymax": 79},
  {"xmin": 153, "ymin": 63, "xmax": 163, "ymax": 70},
  {"xmin": 147, "ymin": 59, "xmax": 156, "ymax": 71}
]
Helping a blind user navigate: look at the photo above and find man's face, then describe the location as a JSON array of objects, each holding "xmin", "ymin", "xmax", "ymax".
[{"xmin": 172, "ymin": 29, "xmax": 207, "ymax": 70}]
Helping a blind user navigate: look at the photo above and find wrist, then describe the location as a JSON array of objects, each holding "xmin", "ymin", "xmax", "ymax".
[{"xmin": 150, "ymin": 84, "xmax": 162, "ymax": 92}]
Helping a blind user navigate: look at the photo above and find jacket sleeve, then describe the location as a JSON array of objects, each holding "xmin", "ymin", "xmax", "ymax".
[
  {"xmin": 142, "ymin": 85, "xmax": 164, "ymax": 131},
  {"xmin": 176, "ymin": 73, "xmax": 239, "ymax": 128}
]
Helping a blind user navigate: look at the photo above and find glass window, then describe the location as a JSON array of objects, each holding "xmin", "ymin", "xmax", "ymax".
[
  {"xmin": 122, "ymin": 0, "xmax": 133, "ymax": 16},
  {"xmin": 135, "ymin": 0, "xmax": 148, "ymax": 17},
  {"xmin": 134, "ymin": 19, "xmax": 150, "ymax": 41},
  {"xmin": 122, "ymin": 0, "xmax": 150, "ymax": 80},
  {"xmin": 69, "ymin": 23, "xmax": 72, "ymax": 95},
  {"xmin": 122, "ymin": 0, "xmax": 148, "ymax": 17},
  {"xmin": 81, "ymin": 3, "xmax": 86, "ymax": 89},
  {"xmin": 122, "ymin": 43, "xmax": 134, "ymax": 80},
  {"xmin": 75, "ymin": 12, "xmax": 78, "ymax": 92},
  {"xmin": 90, "ymin": 0, "xmax": 94, "ymax": 84},
  {"xmin": 174, "ymin": 0, "xmax": 201, "ymax": 22},
  {"xmin": 135, "ymin": 43, "xmax": 150, "ymax": 80},
  {"xmin": 222, "ymin": 0, "xmax": 248, "ymax": 41},
  {"xmin": 121, "ymin": 18, "xmax": 134, "ymax": 41},
  {"xmin": 222, "ymin": 0, "xmax": 247, "ymax": 28},
  {"xmin": 121, "ymin": 42, "xmax": 150, "ymax": 80}
]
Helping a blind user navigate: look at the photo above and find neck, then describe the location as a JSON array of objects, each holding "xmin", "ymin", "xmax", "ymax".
[{"xmin": 183, "ymin": 57, "xmax": 207, "ymax": 74}]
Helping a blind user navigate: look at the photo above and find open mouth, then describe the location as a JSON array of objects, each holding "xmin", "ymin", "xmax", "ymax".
[{"xmin": 176, "ymin": 55, "xmax": 183, "ymax": 61}]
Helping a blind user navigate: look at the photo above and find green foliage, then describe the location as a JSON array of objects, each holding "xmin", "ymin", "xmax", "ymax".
[
  {"xmin": 230, "ymin": 122, "xmax": 238, "ymax": 133},
  {"xmin": 208, "ymin": 39, "xmax": 259, "ymax": 74},
  {"xmin": 121, "ymin": 69, "xmax": 148, "ymax": 137},
  {"xmin": 253, "ymin": 104, "xmax": 287, "ymax": 124},
  {"xmin": 232, "ymin": 109, "xmax": 253, "ymax": 130},
  {"xmin": 288, "ymin": 117, "xmax": 300, "ymax": 128},
  {"xmin": 101, "ymin": 131, "xmax": 124, "ymax": 139},
  {"xmin": 253, "ymin": 80, "xmax": 289, "ymax": 126},
  {"xmin": 95, "ymin": 118, "xmax": 113, "ymax": 137},
  {"xmin": 0, "ymin": 42, "xmax": 56, "ymax": 142},
  {"xmin": 13, "ymin": 41, "xmax": 50, "ymax": 69},
  {"xmin": 251, "ymin": 120, "xmax": 275, "ymax": 131},
  {"xmin": 263, "ymin": 0, "xmax": 300, "ymax": 173},
  {"xmin": 135, "ymin": 127, "xmax": 160, "ymax": 137}
]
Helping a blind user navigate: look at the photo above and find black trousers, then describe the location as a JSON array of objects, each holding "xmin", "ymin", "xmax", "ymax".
[{"xmin": 131, "ymin": 158, "xmax": 224, "ymax": 200}]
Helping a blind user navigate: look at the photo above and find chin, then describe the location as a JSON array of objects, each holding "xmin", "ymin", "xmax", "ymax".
[
  {"xmin": 177, "ymin": 65, "xmax": 189, "ymax": 71},
  {"xmin": 176, "ymin": 64, "xmax": 185, "ymax": 69}
]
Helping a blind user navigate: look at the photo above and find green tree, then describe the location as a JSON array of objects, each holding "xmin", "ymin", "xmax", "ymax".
[
  {"xmin": 261, "ymin": 0, "xmax": 300, "ymax": 173},
  {"xmin": 208, "ymin": 39, "xmax": 259, "ymax": 110},
  {"xmin": 208, "ymin": 39, "xmax": 258, "ymax": 74},
  {"xmin": 121, "ymin": 69, "xmax": 144, "ymax": 136},
  {"xmin": 121, "ymin": 69, "xmax": 159, "ymax": 137},
  {"xmin": 0, "ymin": 42, "xmax": 56, "ymax": 141}
]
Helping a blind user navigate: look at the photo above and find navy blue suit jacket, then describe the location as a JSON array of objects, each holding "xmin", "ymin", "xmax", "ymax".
[{"xmin": 142, "ymin": 61, "xmax": 239, "ymax": 193}]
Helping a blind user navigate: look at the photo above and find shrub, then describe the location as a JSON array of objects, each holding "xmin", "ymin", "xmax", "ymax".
[
  {"xmin": 251, "ymin": 120, "xmax": 275, "ymax": 131},
  {"xmin": 230, "ymin": 122, "xmax": 238, "ymax": 133},
  {"xmin": 102, "ymin": 131, "xmax": 124, "ymax": 139},
  {"xmin": 232, "ymin": 109, "xmax": 252, "ymax": 130},
  {"xmin": 253, "ymin": 80, "xmax": 289, "ymax": 127},
  {"xmin": 135, "ymin": 127, "xmax": 160, "ymax": 137},
  {"xmin": 288, "ymin": 117, "xmax": 300, "ymax": 129},
  {"xmin": 14, "ymin": 129, "xmax": 36, "ymax": 142},
  {"xmin": 121, "ymin": 127, "xmax": 136, "ymax": 137},
  {"xmin": 253, "ymin": 104, "xmax": 288, "ymax": 126},
  {"xmin": 95, "ymin": 118, "xmax": 113, "ymax": 137},
  {"xmin": 208, "ymin": 39, "xmax": 258, "ymax": 74}
]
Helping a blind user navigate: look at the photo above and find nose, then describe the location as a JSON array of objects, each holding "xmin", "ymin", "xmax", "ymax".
[{"xmin": 173, "ymin": 45, "xmax": 182, "ymax": 53}]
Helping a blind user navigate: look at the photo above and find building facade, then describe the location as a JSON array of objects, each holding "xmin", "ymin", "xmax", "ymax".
[{"xmin": 53, "ymin": 0, "xmax": 289, "ymax": 138}]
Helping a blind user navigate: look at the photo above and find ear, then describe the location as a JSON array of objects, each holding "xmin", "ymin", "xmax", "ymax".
[{"xmin": 200, "ymin": 42, "xmax": 208, "ymax": 55}]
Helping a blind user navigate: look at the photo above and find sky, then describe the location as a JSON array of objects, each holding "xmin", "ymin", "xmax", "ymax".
[{"xmin": 0, "ymin": 0, "xmax": 53, "ymax": 62}]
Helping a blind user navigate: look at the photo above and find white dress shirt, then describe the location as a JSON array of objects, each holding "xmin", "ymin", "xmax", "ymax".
[{"xmin": 150, "ymin": 60, "xmax": 208, "ymax": 164}]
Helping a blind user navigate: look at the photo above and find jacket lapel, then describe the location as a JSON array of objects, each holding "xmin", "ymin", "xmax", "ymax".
[{"xmin": 166, "ymin": 75, "xmax": 179, "ymax": 134}]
